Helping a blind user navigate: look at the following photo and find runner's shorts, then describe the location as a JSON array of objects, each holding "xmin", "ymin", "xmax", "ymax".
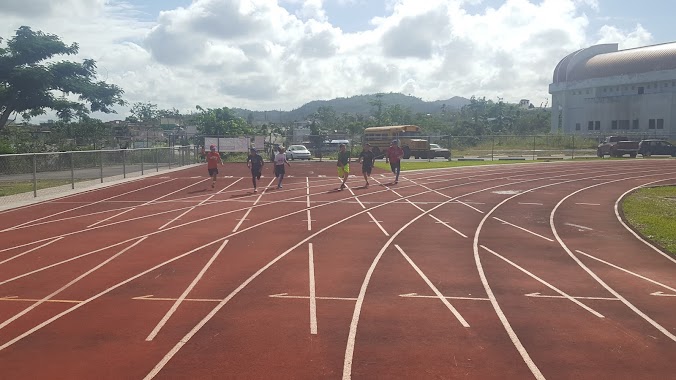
[
  {"xmin": 337, "ymin": 164, "xmax": 350, "ymax": 177},
  {"xmin": 274, "ymin": 165, "xmax": 285, "ymax": 177},
  {"xmin": 208, "ymin": 168, "xmax": 218, "ymax": 176}
]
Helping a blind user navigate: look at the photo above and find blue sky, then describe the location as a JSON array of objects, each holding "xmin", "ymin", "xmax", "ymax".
[{"xmin": 1, "ymin": 0, "xmax": 672, "ymax": 118}]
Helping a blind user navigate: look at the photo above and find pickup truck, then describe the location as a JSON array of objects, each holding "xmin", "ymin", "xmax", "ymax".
[{"xmin": 597, "ymin": 136, "xmax": 639, "ymax": 158}]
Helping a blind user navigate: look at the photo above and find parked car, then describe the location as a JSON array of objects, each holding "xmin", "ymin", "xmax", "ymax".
[
  {"xmin": 285, "ymin": 145, "xmax": 312, "ymax": 160},
  {"xmin": 428, "ymin": 143, "xmax": 451, "ymax": 159},
  {"xmin": 638, "ymin": 139, "xmax": 676, "ymax": 157},
  {"xmin": 597, "ymin": 136, "xmax": 639, "ymax": 158}
]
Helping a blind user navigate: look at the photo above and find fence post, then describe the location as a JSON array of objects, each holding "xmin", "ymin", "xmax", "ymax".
[
  {"xmin": 99, "ymin": 151, "xmax": 104, "ymax": 183},
  {"xmin": 141, "ymin": 148, "xmax": 145, "ymax": 175},
  {"xmin": 169, "ymin": 147, "xmax": 172, "ymax": 169},
  {"xmin": 571, "ymin": 134, "xmax": 576, "ymax": 160},
  {"xmin": 448, "ymin": 135, "xmax": 452, "ymax": 161},
  {"xmin": 491, "ymin": 135, "xmax": 495, "ymax": 161},
  {"xmin": 122, "ymin": 149, "xmax": 127, "ymax": 178},
  {"xmin": 32, "ymin": 154, "xmax": 37, "ymax": 197},
  {"xmin": 155, "ymin": 148, "xmax": 159, "ymax": 172},
  {"xmin": 532, "ymin": 135, "xmax": 536, "ymax": 161},
  {"xmin": 427, "ymin": 137, "xmax": 431, "ymax": 162},
  {"xmin": 70, "ymin": 152, "xmax": 75, "ymax": 189}
]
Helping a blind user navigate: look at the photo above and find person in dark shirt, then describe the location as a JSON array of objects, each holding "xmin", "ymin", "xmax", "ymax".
[
  {"xmin": 246, "ymin": 148, "xmax": 265, "ymax": 193},
  {"xmin": 385, "ymin": 139, "xmax": 404, "ymax": 184},
  {"xmin": 358, "ymin": 143, "xmax": 376, "ymax": 188},
  {"xmin": 337, "ymin": 144, "xmax": 350, "ymax": 190}
]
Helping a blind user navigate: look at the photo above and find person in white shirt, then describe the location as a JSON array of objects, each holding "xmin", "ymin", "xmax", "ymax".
[{"xmin": 274, "ymin": 147, "xmax": 291, "ymax": 189}]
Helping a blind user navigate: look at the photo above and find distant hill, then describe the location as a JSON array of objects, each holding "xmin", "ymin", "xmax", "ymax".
[{"xmin": 231, "ymin": 93, "xmax": 471, "ymax": 123}]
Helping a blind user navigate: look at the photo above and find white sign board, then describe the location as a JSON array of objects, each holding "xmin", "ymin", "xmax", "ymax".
[{"xmin": 203, "ymin": 137, "xmax": 250, "ymax": 153}]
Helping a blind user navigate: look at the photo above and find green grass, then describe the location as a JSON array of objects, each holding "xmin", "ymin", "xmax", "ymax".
[
  {"xmin": 622, "ymin": 186, "xmax": 676, "ymax": 256},
  {"xmin": 373, "ymin": 160, "xmax": 538, "ymax": 171},
  {"xmin": 0, "ymin": 180, "xmax": 76, "ymax": 197}
]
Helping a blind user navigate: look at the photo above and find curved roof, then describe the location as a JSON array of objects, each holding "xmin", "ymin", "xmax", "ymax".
[{"xmin": 553, "ymin": 42, "xmax": 676, "ymax": 83}]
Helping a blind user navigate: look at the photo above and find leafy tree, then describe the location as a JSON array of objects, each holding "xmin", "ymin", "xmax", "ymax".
[
  {"xmin": 129, "ymin": 102, "xmax": 159, "ymax": 124},
  {"xmin": 194, "ymin": 105, "xmax": 253, "ymax": 136},
  {"xmin": 368, "ymin": 93, "xmax": 385, "ymax": 124},
  {"xmin": 0, "ymin": 26, "xmax": 125, "ymax": 130}
]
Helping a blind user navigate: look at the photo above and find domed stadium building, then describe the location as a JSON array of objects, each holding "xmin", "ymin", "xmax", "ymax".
[{"xmin": 549, "ymin": 42, "xmax": 676, "ymax": 137}]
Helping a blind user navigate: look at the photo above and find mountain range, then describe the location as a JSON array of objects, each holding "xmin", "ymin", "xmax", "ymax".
[{"xmin": 231, "ymin": 93, "xmax": 471, "ymax": 123}]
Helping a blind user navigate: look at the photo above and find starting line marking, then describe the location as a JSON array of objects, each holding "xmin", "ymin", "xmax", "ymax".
[
  {"xmin": 524, "ymin": 292, "xmax": 618, "ymax": 301},
  {"xmin": 651, "ymin": 291, "xmax": 676, "ymax": 297},
  {"xmin": 268, "ymin": 293, "xmax": 357, "ymax": 301},
  {"xmin": 564, "ymin": 222, "xmax": 593, "ymax": 231},
  {"xmin": 399, "ymin": 293, "xmax": 488, "ymax": 301},
  {"xmin": 0, "ymin": 296, "xmax": 81, "ymax": 304},
  {"xmin": 576, "ymin": 203, "xmax": 601, "ymax": 206}
]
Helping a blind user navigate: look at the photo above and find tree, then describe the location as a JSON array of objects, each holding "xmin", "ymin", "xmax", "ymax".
[
  {"xmin": 194, "ymin": 105, "xmax": 253, "ymax": 136},
  {"xmin": 0, "ymin": 26, "xmax": 125, "ymax": 130},
  {"xmin": 129, "ymin": 102, "xmax": 159, "ymax": 124}
]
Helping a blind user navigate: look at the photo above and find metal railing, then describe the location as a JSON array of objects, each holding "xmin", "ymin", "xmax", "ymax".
[{"xmin": 0, "ymin": 146, "xmax": 199, "ymax": 202}]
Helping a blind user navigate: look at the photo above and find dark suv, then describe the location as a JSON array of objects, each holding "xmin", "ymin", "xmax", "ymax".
[{"xmin": 638, "ymin": 140, "xmax": 676, "ymax": 157}]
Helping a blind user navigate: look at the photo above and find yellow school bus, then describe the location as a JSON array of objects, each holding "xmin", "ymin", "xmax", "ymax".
[{"xmin": 363, "ymin": 125, "xmax": 431, "ymax": 158}]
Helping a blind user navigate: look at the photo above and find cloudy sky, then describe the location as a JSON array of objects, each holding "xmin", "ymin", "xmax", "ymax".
[{"xmin": 1, "ymin": 0, "xmax": 671, "ymax": 120}]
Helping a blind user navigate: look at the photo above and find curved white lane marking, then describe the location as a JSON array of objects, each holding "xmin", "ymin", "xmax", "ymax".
[
  {"xmin": 551, "ymin": 176, "xmax": 676, "ymax": 342},
  {"xmin": 614, "ymin": 180, "xmax": 676, "ymax": 264}
]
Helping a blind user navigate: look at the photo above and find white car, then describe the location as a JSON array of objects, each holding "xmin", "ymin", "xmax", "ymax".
[{"xmin": 285, "ymin": 145, "xmax": 312, "ymax": 160}]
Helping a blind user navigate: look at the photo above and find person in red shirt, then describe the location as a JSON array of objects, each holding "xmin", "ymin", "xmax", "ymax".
[
  {"xmin": 203, "ymin": 144, "xmax": 223, "ymax": 188},
  {"xmin": 385, "ymin": 139, "xmax": 404, "ymax": 184}
]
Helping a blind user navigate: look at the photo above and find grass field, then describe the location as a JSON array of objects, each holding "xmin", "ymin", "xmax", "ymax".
[
  {"xmin": 0, "ymin": 180, "xmax": 76, "ymax": 197},
  {"xmin": 622, "ymin": 186, "xmax": 676, "ymax": 256}
]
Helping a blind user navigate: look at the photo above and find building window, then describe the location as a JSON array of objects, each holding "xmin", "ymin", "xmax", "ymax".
[
  {"xmin": 638, "ymin": 87, "xmax": 644, "ymax": 94},
  {"xmin": 586, "ymin": 89, "xmax": 590, "ymax": 94},
  {"xmin": 619, "ymin": 120, "xmax": 630, "ymax": 130},
  {"xmin": 664, "ymin": 83, "xmax": 669, "ymax": 88},
  {"xmin": 595, "ymin": 121, "xmax": 600, "ymax": 130},
  {"xmin": 575, "ymin": 123, "xmax": 581, "ymax": 131},
  {"xmin": 647, "ymin": 84, "xmax": 651, "ymax": 89},
  {"xmin": 603, "ymin": 88, "xmax": 607, "ymax": 93},
  {"xmin": 588, "ymin": 121, "xmax": 594, "ymax": 131},
  {"xmin": 611, "ymin": 120, "xmax": 618, "ymax": 130},
  {"xmin": 657, "ymin": 119, "xmax": 664, "ymax": 129},
  {"xmin": 649, "ymin": 119, "xmax": 656, "ymax": 129},
  {"xmin": 632, "ymin": 119, "xmax": 639, "ymax": 129}
]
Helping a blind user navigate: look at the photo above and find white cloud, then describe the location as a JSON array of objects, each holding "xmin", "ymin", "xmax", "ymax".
[{"xmin": 0, "ymin": 0, "xmax": 662, "ymax": 121}]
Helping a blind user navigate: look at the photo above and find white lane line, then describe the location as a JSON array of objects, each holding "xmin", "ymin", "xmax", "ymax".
[
  {"xmin": 309, "ymin": 243, "xmax": 317, "ymax": 335},
  {"xmin": 576, "ymin": 250, "xmax": 676, "ymax": 293},
  {"xmin": 614, "ymin": 179, "xmax": 676, "ymax": 264},
  {"xmin": 159, "ymin": 178, "xmax": 242, "ymax": 230},
  {"xmin": 306, "ymin": 177, "xmax": 312, "ymax": 231},
  {"xmin": 345, "ymin": 182, "xmax": 366, "ymax": 209},
  {"xmin": 344, "ymin": 168, "xmax": 630, "ymax": 380},
  {"xmin": 397, "ymin": 244, "xmax": 470, "ymax": 327},
  {"xmin": 87, "ymin": 179, "xmax": 209, "ymax": 228},
  {"xmin": 268, "ymin": 293, "xmax": 357, "ymax": 301},
  {"xmin": 576, "ymin": 203, "xmax": 600, "ymax": 206},
  {"xmin": 564, "ymin": 222, "xmax": 593, "ymax": 231},
  {"xmin": 0, "ymin": 237, "xmax": 228, "ymax": 352},
  {"xmin": 0, "ymin": 237, "xmax": 148, "ymax": 331},
  {"xmin": 551, "ymin": 173, "xmax": 676, "ymax": 343},
  {"xmin": 133, "ymin": 295, "xmax": 222, "ymax": 302},
  {"xmin": 399, "ymin": 293, "xmax": 488, "ymax": 301},
  {"xmin": 481, "ymin": 244, "xmax": 605, "ymax": 318},
  {"xmin": 0, "ymin": 164, "xmax": 572, "ymax": 253},
  {"xmin": 396, "ymin": 243, "xmax": 470, "ymax": 323},
  {"xmin": 456, "ymin": 200, "xmax": 484, "ymax": 214},
  {"xmin": 367, "ymin": 212, "xmax": 389, "ymax": 236},
  {"xmin": 0, "ymin": 237, "xmax": 64, "ymax": 266},
  {"xmin": 145, "ymin": 173, "xmax": 536, "ymax": 380},
  {"xmin": 232, "ymin": 209, "xmax": 253, "ymax": 233},
  {"xmin": 524, "ymin": 292, "xmax": 618, "ymax": 301},
  {"xmin": 651, "ymin": 291, "xmax": 676, "ymax": 297},
  {"xmin": 0, "ymin": 296, "xmax": 81, "ymax": 304},
  {"xmin": 1, "ymin": 179, "xmax": 176, "ymax": 232},
  {"xmin": 519, "ymin": 202, "xmax": 543, "ymax": 205},
  {"xmin": 146, "ymin": 239, "xmax": 229, "ymax": 341},
  {"xmin": 232, "ymin": 178, "xmax": 275, "ymax": 233},
  {"xmin": 493, "ymin": 217, "xmax": 554, "ymax": 242},
  {"xmin": 429, "ymin": 215, "xmax": 467, "ymax": 238}
]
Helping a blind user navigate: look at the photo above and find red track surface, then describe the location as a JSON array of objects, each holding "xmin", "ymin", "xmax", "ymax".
[{"xmin": 0, "ymin": 159, "xmax": 675, "ymax": 379}]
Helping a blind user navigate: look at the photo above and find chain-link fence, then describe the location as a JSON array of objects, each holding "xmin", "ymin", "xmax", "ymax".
[
  {"xmin": 0, "ymin": 146, "xmax": 199, "ymax": 202},
  {"xmin": 205, "ymin": 132, "xmax": 675, "ymax": 163}
]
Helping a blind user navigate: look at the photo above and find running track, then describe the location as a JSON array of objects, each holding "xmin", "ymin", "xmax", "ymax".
[{"xmin": 0, "ymin": 160, "xmax": 674, "ymax": 379}]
